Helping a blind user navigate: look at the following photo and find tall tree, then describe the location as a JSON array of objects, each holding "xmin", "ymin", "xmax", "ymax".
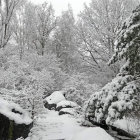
[
  {"xmin": 12, "ymin": 0, "xmax": 28, "ymax": 60},
  {"xmin": 0, "ymin": 0, "xmax": 20, "ymax": 48},
  {"xmin": 35, "ymin": 2, "xmax": 56, "ymax": 55},
  {"xmin": 53, "ymin": 5, "xmax": 81, "ymax": 73},
  {"xmin": 76, "ymin": 0, "xmax": 139, "ymax": 85},
  {"xmin": 84, "ymin": 4, "xmax": 140, "ymax": 128},
  {"xmin": 12, "ymin": 2, "xmax": 56, "ymax": 56},
  {"xmin": 109, "ymin": 5, "xmax": 140, "ymax": 76}
]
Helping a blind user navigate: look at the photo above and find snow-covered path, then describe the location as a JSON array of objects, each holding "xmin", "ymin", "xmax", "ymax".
[
  {"xmin": 26, "ymin": 109, "xmax": 114, "ymax": 140},
  {"xmin": 26, "ymin": 110, "xmax": 84, "ymax": 140}
]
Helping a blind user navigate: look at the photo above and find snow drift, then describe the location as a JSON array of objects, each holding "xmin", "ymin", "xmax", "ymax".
[{"xmin": 72, "ymin": 127, "xmax": 114, "ymax": 140}]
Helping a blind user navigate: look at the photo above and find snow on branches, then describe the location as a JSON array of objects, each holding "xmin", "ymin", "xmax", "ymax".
[
  {"xmin": 108, "ymin": 5, "xmax": 140, "ymax": 75},
  {"xmin": 0, "ymin": 48, "xmax": 66, "ymax": 118},
  {"xmin": 84, "ymin": 5, "xmax": 140, "ymax": 127},
  {"xmin": 85, "ymin": 73, "xmax": 139, "ymax": 124}
]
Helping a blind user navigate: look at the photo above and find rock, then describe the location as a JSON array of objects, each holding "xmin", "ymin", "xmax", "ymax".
[
  {"xmin": 59, "ymin": 110, "xmax": 72, "ymax": 115},
  {"xmin": 0, "ymin": 113, "xmax": 33, "ymax": 140},
  {"xmin": 108, "ymin": 125, "xmax": 136, "ymax": 139},
  {"xmin": 44, "ymin": 91, "xmax": 66, "ymax": 110},
  {"xmin": 59, "ymin": 108, "xmax": 76, "ymax": 116},
  {"xmin": 56, "ymin": 101, "xmax": 78, "ymax": 111},
  {"xmin": 44, "ymin": 101, "xmax": 56, "ymax": 110},
  {"xmin": 0, "ymin": 98, "xmax": 33, "ymax": 140},
  {"xmin": 0, "ymin": 113, "xmax": 9, "ymax": 140},
  {"xmin": 12, "ymin": 121, "xmax": 33, "ymax": 140},
  {"xmin": 56, "ymin": 105, "xmax": 73, "ymax": 111},
  {"xmin": 88, "ymin": 116, "xmax": 109, "ymax": 130}
]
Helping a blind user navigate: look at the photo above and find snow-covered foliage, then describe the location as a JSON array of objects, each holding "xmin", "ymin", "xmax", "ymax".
[
  {"xmin": 63, "ymin": 73, "xmax": 100, "ymax": 106},
  {"xmin": 84, "ymin": 4, "xmax": 140, "ymax": 127},
  {"xmin": 0, "ymin": 97, "xmax": 32, "ymax": 125},
  {"xmin": 44, "ymin": 91, "xmax": 66, "ymax": 104},
  {"xmin": 109, "ymin": 5, "xmax": 140, "ymax": 75},
  {"xmin": 0, "ymin": 47, "xmax": 67, "ymax": 118},
  {"xmin": 85, "ymin": 73, "xmax": 139, "ymax": 124},
  {"xmin": 76, "ymin": 0, "xmax": 138, "ymax": 85}
]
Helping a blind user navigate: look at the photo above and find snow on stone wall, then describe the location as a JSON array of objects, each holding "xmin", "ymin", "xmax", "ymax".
[{"xmin": 0, "ymin": 97, "xmax": 32, "ymax": 125}]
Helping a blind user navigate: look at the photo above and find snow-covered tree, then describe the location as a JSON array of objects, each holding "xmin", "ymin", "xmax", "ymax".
[
  {"xmin": 77, "ymin": 0, "xmax": 138, "ymax": 85},
  {"xmin": 12, "ymin": 1, "xmax": 56, "ymax": 56},
  {"xmin": 84, "ymin": 4, "xmax": 140, "ymax": 125},
  {"xmin": 108, "ymin": 4, "xmax": 140, "ymax": 127},
  {"xmin": 109, "ymin": 5, "xmax": 140, "ymax": 76},
  {"xmin": 52, "ymin": 6, "xmax": 81, "ymax": 73},
  {"xmin": 11, "ymin": 0, "xmax": 29, "ymax": 60},
  {"xmin": 34, "ymin": 2, "xmax": 56, "ymax": 55},
  {"xmin": 0, "ymin": 0, "xmax": 20, "ymax": 48}
]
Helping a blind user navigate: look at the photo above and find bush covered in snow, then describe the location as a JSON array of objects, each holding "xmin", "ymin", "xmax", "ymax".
[
  {"xmin": 84, "ymin": 4, "xmax": 140, "ymax": 129},
  {"xmin": 84, "ymin": 74, "xmax": 139, "ymax": 124},
  {"xmin": 0, "ymin": 47, "xmax": 68, "ymax": 118},
  {"xmin": 62, "ymin": 73, "xmax": 100, "ymax": 106}
]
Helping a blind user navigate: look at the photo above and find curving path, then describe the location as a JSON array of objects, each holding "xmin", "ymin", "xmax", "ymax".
[
  {"xmin": 26, "ymin": 110, "xmax": 84, "ymax": 140},
  {"xmin": 25, "ymin": 109, "xmax": 114, "ymax": 140}
]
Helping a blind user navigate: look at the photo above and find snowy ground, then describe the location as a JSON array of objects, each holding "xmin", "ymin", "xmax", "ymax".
[
  {"xmin": 25, "ymin": 109, "xmax": 114, "ymax": 140},
  {"xmin": 114, "ymin": 118, "xmax": 140, "ymax": 136}
]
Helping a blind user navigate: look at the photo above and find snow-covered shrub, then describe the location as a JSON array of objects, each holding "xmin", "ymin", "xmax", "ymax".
[
  {"xmin": 125, "ymin": 78, "xmax": 140, "ymax": 138},
  {"xmin": 0, "ymin": 47, "xmax": 67, "ymax": 118},
  {"xmin": 63, "ymin": 73, "xmax": 100, "ymax": 106},
  {"xmin": 85, "ymin": 74, "xmax": 139, "ymax": 125},
  {"xmin": 0, "ymin": 53, "xmax": 47, "ymax": 117},
  {"xmin": 23, "ymin": 52, "xmax": 67, "ymax": 92}
]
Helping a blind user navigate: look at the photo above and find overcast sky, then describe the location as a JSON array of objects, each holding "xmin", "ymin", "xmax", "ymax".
[{"xmin": 29, "ymin": 0, "xmax": 90, "ymax": 16}]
